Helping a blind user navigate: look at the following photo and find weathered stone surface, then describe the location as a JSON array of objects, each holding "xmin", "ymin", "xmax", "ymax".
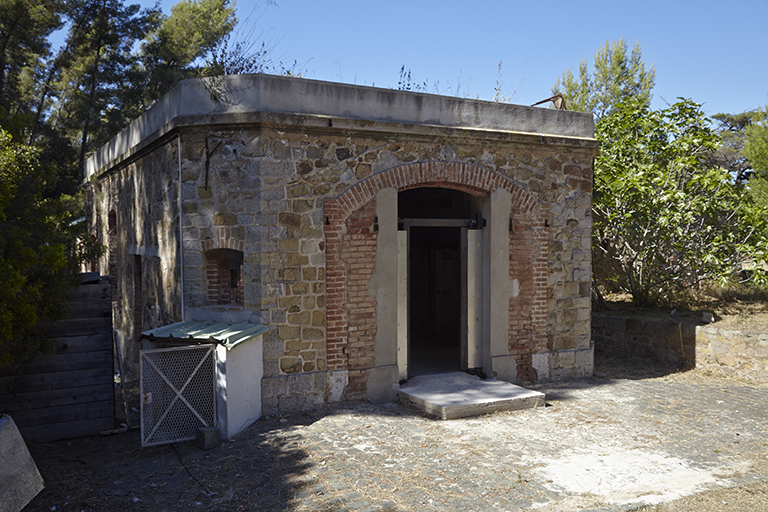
[
  {"xmin": 302, "ymin": 327, "xmax": 324, "ymax": 340},
  {"xmin": 195, "ymin": 427, "xmax": 222, "ymax": 450},
  {"xmin": 0, "ymin": 415, "xmax": 44, "ymax": 512},
  {"xmin": 213, "ymin": 213, "xmax": 237, "ymax": 225},
  {"xmin": 278, "ymin": 325, "xmax": 301, "ymax": 340},
  {"xmin": 696, "ymin": 326, "xmax": 768, "ymax": 380},
  {"xmin": 399, "ymin": 372, "xmax": 545, "ymax": 420},
  {"xmin": 285, "ymin": 340, "xmax": 310, "ymax": 352},
  {"xmin": 593, "ymin": 313, "xmax": 696, "ymax": 367},
  {"xmin": 280, "ymin": 357, "xmax": 302, "ymax": 373},
  {"xmin": 87, "ymin": 76, "xmax": 597, "ymax": 411}
]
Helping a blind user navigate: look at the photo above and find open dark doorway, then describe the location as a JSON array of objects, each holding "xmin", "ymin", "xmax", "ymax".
[
  {"xmin": 399, "ymin": 187, "xmax": 475, "ymax": 377},
  {"xmin": 408, "ymin": 226, "xmax": 462, "ymax": 375}
]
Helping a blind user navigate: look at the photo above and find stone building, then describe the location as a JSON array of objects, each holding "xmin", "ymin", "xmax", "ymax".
[{"xmin": 86, "ymin": 74, "xmax": 598, "ymax": 415}]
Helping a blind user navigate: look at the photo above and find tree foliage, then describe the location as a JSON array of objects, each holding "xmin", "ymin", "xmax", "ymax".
[
  {"xmin": 744, "ymin": 105, "xmax": 768, "ymax": 172},
  {"xmin": 154, "ymin": 0, "xmax": 235, "ymax": 65},
  {"xmin": 0, "ymin": 0, "xmax": 64, "ymax": 137},
  {"xmin": 11, "ymin": 0, "xmax": 247, "ymax": 184},
  {"xmin": 553, "ymin": 38, "xmax": 768, "ymax": 305},
  {"xmin": 139, "ymin": 0, "xmax": 236, "ymax": 105},
  {"xmin": 709, "ymin": 111, "xmax": 755, "ymax": 183},
  {"xmin": 0, "ymin": 0, "xmax": 268, "ymax": 365},
  {"xmin": 0, "ymin": 130, "xmax": 88, "ymax": 367},
  {"xmin": 58, "ymin": 0, "xmax": 157, "ymax": 179},
  {"xmin": 744, "ymin": 104, "xmax": 768, "ymax": 208},
  {"xmin": 552, "ymin": 37, "xmax": 656, "ymax": 120},
  {"xmin": 594, "ymin": 98, "xmax": 768, "ymax": 305}
]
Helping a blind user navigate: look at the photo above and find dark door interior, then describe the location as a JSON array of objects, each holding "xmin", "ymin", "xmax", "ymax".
[{"xmin": 408, "ymin": 226, "xmax": 461, "ymax": 376}]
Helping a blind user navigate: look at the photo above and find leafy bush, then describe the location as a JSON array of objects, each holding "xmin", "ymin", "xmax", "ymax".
[
  {"xmin": 0, "ymin": 130, "xmax": 100, "ymax": 368},
  {"xmin": 593, "ymin": 98, "xmax": 768, "ymax": 306}
]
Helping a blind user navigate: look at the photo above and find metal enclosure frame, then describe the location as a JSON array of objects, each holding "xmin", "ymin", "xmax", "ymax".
[{"xmin": 139, "ymin": 344, "xmax": 216, "ymax": 447}]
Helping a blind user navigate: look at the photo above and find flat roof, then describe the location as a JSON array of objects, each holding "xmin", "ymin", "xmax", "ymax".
[{"xmin": 85, "ymin": 74, "xmax": 595, "ymax": 178}]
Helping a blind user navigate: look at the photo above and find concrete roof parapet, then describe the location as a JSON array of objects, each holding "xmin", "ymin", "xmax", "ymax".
[{"xmin": 85, "ymin": 74, "xmax": 596, "ymax": 178}]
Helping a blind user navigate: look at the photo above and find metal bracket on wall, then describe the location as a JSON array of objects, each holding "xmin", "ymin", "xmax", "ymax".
[
  {"xmin": 467, "ymin": 213, "xmax": 487, "ymax": 230},
  {"xmin": 204, "ymin": 138, "xmax": 223, "ymax": 190}
]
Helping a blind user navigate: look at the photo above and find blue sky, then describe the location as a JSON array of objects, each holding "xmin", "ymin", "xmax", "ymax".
[{"xmin": 133, "ymin": 0, "xmax": 767, "ymax": 117}]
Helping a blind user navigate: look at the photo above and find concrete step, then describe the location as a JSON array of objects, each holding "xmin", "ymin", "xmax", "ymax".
[{"xmin": 398, "ymin": 372, "xmax": 545, "ymax": 420}]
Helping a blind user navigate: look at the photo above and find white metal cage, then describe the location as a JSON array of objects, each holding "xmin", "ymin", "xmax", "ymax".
[{"xmin": 139, "ymin": 344, "xmax": 216, "ymax": 447}]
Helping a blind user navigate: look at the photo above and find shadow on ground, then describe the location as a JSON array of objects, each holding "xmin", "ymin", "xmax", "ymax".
[
  {"xmin": 25, "ymin": 415, "xmax": 317, "ymax": 512},
  {"xmin": 22, "ymin": 346, "xmax": 706, "ymax": 511},
  {"xmin": 595, "ymin": 347, "xmax": 693, "ymax": 380},
  {"xmin": 530, "ymin": 348, "xmax": 695, "ymax": 404},
  {"xmin": 25, "ymin": 400, "xmax": 433, "ymax": 512}
]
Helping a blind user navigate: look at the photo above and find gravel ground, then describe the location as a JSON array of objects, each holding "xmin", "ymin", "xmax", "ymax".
[{"xmin": 21, "ymin": 359, "xmax": 768, "ymax": 512}]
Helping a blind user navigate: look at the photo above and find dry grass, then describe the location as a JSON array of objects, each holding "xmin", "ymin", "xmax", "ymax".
[
  {"xmin": 600, "ymin": 283, "xmax": 768, "ymax": 334},
  {"xmin": 697, "ymin": 284, "xmax": 768, "ymax": 332}
]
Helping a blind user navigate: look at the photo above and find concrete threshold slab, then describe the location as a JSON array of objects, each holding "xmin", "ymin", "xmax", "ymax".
[{"xmin": 398, "ymin": 372, "xmax": 545, "ymax": 420}]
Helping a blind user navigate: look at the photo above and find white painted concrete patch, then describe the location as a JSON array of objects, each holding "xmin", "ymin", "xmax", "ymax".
[
  {"xmin": 428, "ymin": 379, "xmax": 765, "ymax": 510},
  {"xmin": 535, "ymin": 447, "xmax": 723, "ymax": 505}
]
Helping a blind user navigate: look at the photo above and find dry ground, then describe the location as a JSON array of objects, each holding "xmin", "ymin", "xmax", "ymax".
[
  {"xmin": 22, "ymin": 356, "xmax": 768, "ymax": 512},
  {"xmin": 20, "ymin": 291, "xmax": 768, "ymax": 512},
  {"xmin": 598, "ymin": 288, "xmax": 768, "ymax": 512},
  {"xmin": 634, "ymin": 369, "xmax": 768, "ymax": 512}
]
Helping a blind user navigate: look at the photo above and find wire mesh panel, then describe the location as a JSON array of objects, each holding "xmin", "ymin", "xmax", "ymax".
[{"xmin": 140, "ymin": 344, "xmax": 216, "ymax": 447}]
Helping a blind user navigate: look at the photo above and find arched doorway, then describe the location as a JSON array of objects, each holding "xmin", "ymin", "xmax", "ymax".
[
  {"xmin": 324, "ymin": 161, "xmax": 548, "ymax": 401},
  {"xmin": 398, "ymin": 187, "xmax": 486, "ymax": 377}
]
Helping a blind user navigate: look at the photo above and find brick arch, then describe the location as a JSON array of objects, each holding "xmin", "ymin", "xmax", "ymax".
[
  {"xmin": 329, "ymin": 161, "xmax": 541, "ymax": 221},
  {"xmin": 200, "ymin": 227, "xmax": 244, "ymax": 252},
  {"xmin": 200, "ymin": 227, "xmax": 245, "ymax": 307},
  {"xmin": 324, "ymin": 161, "xmax": 548, "ymax": 391}
]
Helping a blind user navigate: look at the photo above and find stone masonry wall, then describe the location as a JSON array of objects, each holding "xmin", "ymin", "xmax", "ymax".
[
  {"xmin": 544, "ymin": 164, "xmax": 593, "ymax": 380},
  {"xmin": 593, "ymin": 314, "xmax": 768, "ymax": 381},
  {"xmin": 92, "ymin": 119, "xmax": 595, "ymax": 414},
  {"xmin": 695, "ymin": 326, "xmax": 768, "ymax": 380},
  {"xmin": 89, "ymin": 141, "xmax": 181, "ymax": 366},
  {"xmin": 592, "ymin": 313, "xmax": 696, "ymax": 366}
]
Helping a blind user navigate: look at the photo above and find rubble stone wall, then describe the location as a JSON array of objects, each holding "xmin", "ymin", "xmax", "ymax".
[
  {"xmin": 695, "ymin": 326, "xmax": 768, "ymax": 380},
  {"xmin": 591, "ymin": 313, "xmax": 696, "ymax": 366},
  {"xmin": 87, "ymin": 78, "xmax": 597, "ymax": 414},
  {"xmin": 89, "ymin": 141, "xmax": 181, "ymax": 365}
]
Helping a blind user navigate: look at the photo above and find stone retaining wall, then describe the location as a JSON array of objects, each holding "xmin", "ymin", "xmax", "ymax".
[
  {"xmin": 591, "ymin": 313, "xmax": 695, "ymax": 366},
  {"xmin": 593, "ymin": 313, "xmax": 768, "ymax": 381},
  {"xmin": 695, "ymin": 326, "xmax": 768, "ymax": 380}
]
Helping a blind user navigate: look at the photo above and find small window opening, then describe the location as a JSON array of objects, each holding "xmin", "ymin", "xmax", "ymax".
[{"xmin": 205, "ymin": 248, "xmax": 244, "ymax": 305}]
